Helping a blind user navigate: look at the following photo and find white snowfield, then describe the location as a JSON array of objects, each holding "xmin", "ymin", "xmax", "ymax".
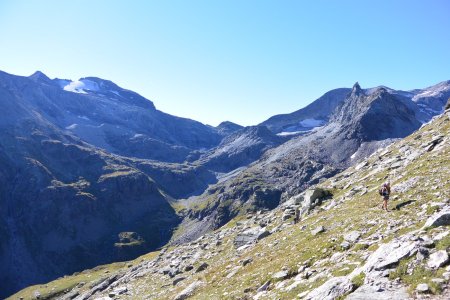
[
  {"xmin": 58, "ymin": 79, "xmax": 100, "ymax": 94},
  {"xmin": 412, "ymin": 80, "xmax": 450, "ymax": 102}
]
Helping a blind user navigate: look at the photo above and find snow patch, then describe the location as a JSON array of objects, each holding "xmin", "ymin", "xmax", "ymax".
[
  {"xmin": 412, "ymin": 82, "xmax": 450, "ymax": 102},
  {"xmin": 277, "ymin": 131, "xmax": 306, "ymax": 136},
  {"xmin": 60, "ymin": 79, "xmax": 100, "ymax": 94},
  {"xmin": 65, "ymin": 124, "xmax": 78, "ymax": 130}
]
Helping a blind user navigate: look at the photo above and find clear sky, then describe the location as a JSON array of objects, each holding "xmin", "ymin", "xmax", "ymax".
[{"xmin": 1, "ymin": 0, "xmax": 449, "ymax": 126}]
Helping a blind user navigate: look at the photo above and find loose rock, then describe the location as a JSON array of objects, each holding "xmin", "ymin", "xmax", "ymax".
[
  {"xmin": 416, "ymin": 283, "xmax": 429, "ymax": 293},
  {"xmin": 427, "ymin": 250, "xmax": 449, "ymax": 269},
  {"xmin": 311, "ymin": 225, "xmax": 325, "ymax": 236}
]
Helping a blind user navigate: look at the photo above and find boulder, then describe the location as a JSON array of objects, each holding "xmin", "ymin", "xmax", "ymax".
[
  {"xmin": 363, "ymin": 240, "xmax": 419, "ymax": 271},
  {"xmin": 305, "ymin": 276, "xmax": 353, "ymax": 300},
  {"xmin": 416, "ymin": 283, "xmax": 429, "ymax": 293},
  {"xmin": 272, "ymin": 270, "xmax": 289, "ymax": 281},
  {"xmin": 113, "ymin": 286, "xmax": 127, "ymax": 295},
  {"xmin": 427, "ymin": 250, "xmax": 449, "ymax": 269},
  {"xmin": 173, "ymin": 281, "xmax": 204, "ymax": 300},
  {"xmin": 344, "ymin": 231, "xmax": 361, "ymax": 243},
  {"xmin": 423, "ymin": 209, "xmax": 450, "ymax": 229},
  {"xmin": 299, "ymin": 188, "xmax": 332, "ymax": 215},
  {"xmin": 172, "ymin": 277, "xmax": 186, "ymax": 286},
  {"xmin": 242, "ymin": 258, "xmax": 253, "ymax": 266},
  {"xmin": 195, "ymin": 262, "xmax": 209, "ymax": 273},
  {"xmin": 257, "ymin": 280, "xmax": 270, "ymax": 292},
  {"xmin": 234, "ymin": 227, "xmax": 271, "ymax": 248},
  {"xmin": 340, "ymin": 241, "xmax": 351, "ymax": 250},
  {"xmin": 431, "ymin": 278, "xmax": 445, "ymax": 286},
  {"xmin": 311, "ymin": 226, "xmax": 325, "ymax": 236}
]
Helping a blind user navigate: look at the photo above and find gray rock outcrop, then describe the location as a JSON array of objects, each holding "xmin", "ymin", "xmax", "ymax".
[
  {"xmin": 305, "ymin": 276, "xmax": 353, "ymax": 300},
  {"xmin": 427, "ymin": 250, "xmax": 449, "ymax": 269},
  {"xmin": 423, "ymin": 209, "xmax": 450, "ymax": 229},
  {"xmin": 234, "ymin": 227, "xmax": 271, "ymax": 248}
]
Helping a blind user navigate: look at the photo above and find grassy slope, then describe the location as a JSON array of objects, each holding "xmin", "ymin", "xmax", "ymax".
[
  {"xmin": 9, "ymin": 112, "xmax": 450, "ymax": 299},
  {"xmin": 7, "ymin": 251, "xmax": 159, "ymax": 300}
]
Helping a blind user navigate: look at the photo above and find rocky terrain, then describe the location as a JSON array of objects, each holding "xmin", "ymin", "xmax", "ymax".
[
  {"xmin": 174, "ymin": 82, "xmax": 447, "ymax": 242},
  {"xmin": 0, "ymin": 70, "xmax": 223, "ymax": 296},
  {"xmin": 10, "ymin": 96, "xmax": 450, "ymax": 300},
  {"xmin": 2, "ymin": 69, "xmax": 450, "ymax": 298}
]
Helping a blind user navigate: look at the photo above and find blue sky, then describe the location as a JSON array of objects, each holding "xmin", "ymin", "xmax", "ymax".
[{"xmin": 1, "ymin": 0, "xmax": 449, "ymax": 126}]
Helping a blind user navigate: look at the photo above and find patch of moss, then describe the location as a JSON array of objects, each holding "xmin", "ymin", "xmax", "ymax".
[
  {"xmin": 351, "ymin": 272, "xmax": 365, "ymax": 288},
  {"xmin": 426, "ymin": 205, "xmax": 440, "ymax": 215},
  {"xmin": 353, "ymin": 243, "xmax": 369, "ymax": 251},
  {"xmin": 435, "ymin": 233, "xmax": 450, "ymax": 251},
  {"xmin": 389, "ymin": 257, "xmax": 445, "ymax": 295}
]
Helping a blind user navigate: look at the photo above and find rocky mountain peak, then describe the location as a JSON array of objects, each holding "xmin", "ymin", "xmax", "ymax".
[
  {"xmin": 351, "ymin": 81, "xmax": 362, "ymax": 95},
  {"xmin": 331, "ymin": 85, "xmax": 421, "ymax": 141},
  {"xmin": 29, "ymin": 70, "xmax": 52, "ymax": 83},
  {"xmin": 216, "ymin": 121, "xmax": 243, "ymax": 136}
]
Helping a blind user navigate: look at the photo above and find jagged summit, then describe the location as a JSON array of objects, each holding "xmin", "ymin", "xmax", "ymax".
[
  {"xmin": 216, "ymin": 121, "xmax": 243, "ymax": 136},
  {"xmin": 351, "ymin": 81, "xmax": 362, "ymax": 95},
  {"xmin": 28, "ymin": 70, "xmax": 52, "ymax": 83}
]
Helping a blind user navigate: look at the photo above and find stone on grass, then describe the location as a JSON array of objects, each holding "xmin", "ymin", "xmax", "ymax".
[
  {"xmin": 272, "ymin": 270, "xmax": 289, "ymax": 281},
  {"xmin": 172, "ymin": 277, "xmax": 186, "ymax": 286},
  {"xmin": 423, "ymin": 209, "xmax": 450, "ymax": 229},
  {"xmin": 416, "ymin": 283, "xmax": 429, "ymax": 293},
  {"xmin": 311, "ymin": 225, "xmax": 325, "ymax": 236},
  {"xmin": 234, "ymin": 227, "xmax": 271, "ymax": 248},
  {"xmin": 242, "ymin": 258, "xmax": 253, "ymax": 266},
  {"xmin": 442, "ymin": 272, "xmax": 450, "ymax": 280},
  {"xmin": 344, "ymin": 231, "xmax": 361, "ymax": 243},
  {"xmin": 427, "ymin": 250, "xmax": 449, "ymax": 269},
  {"xmin": 257, "ymin": 280, "xmax": 270, "ymax": 292},
  {"xmin": 431, "ymin": 278, "xmax": 445, "ymax": 286},
  {"xmin": 340, "ymin": 241, "xmax": 351, "ymax": 250},
  {"xmin": 195, "ymin": 262, "xmax": 209, "ymax": 273},
  {"xmin": 298, "ymin": 290, "xmax": 309, "ymax": 298},
  {"xmin": 364, "ymin": 240, "xmax": 419, "ymax": 271},
  {"xmin": 305, "ymin": 276, "xmax": 353, "ymax": 300},
  {"xmin": 173, "ymin": 281, "xmax": 204, "ymax": 300}
]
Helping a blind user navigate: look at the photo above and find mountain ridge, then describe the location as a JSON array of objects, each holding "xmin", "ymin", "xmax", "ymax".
[
  {"xmin": 10, "ymin": 99, "xmax": 450, "ymax": 300},
  {"xmin": 1, "ymin": 69, "xmax": 450, "ymax": 297}
]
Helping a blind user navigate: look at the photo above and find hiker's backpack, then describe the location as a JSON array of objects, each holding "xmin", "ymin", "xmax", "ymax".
[{"xmin": 379, "ymin": 186, "xmax": 388, "ymax": 196}]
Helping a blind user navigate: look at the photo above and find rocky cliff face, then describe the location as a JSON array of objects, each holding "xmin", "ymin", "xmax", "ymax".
[
  {"xmin": 0, "ymin": 115, "xmax": 181, "ymax": 297},
  {"xmin": 260, "ymin": 88, "xmax": 351, "ymax": 134},
  {"xmin": 198, "ymin": 125, "xmax": 285, "ymax": 173},
  {"xmin": 12, "ymin": 98, "xmax": 449, "ymax": 300},
  {"xmin": 6, "ymin": 70, "xmax": 222, "ymax": 163}
]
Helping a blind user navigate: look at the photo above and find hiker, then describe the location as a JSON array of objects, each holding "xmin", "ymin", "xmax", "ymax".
[{"xmin": 379, "ymin": 182, "xmax": 391, "ymax": 211}]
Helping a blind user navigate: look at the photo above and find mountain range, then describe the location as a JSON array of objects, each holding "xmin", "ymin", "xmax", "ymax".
[{"xmin": 1, "ymin": 69, "xmax": 449, "ymax": 298}]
